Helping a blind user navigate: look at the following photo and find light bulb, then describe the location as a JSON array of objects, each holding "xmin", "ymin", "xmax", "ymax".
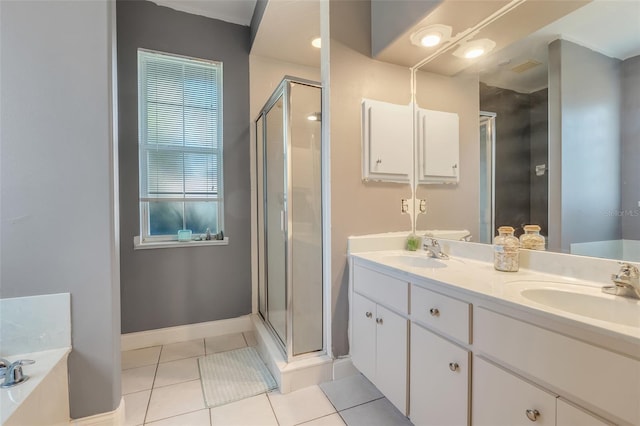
[
  {"xmin": 420, "ymin": 33, "xmax": 441, "ymax": 47},
  {"xmin": 311, "ymin": 37, "xmax": 321, "ymax": 49},
  {"xmin": 465, "ymin": 48, "xmax": 485, "ymax": 59}
]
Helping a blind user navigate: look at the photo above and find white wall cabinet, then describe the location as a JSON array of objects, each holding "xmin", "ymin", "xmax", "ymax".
[
  {"xmin": 410, "ymin": 323, "xmax": 470, "ymax": 426},
  {"xmin": 361, "ymin": 99, "xmax": 413, "ymax": 183},
  {"xmin": 417, "ymin": 108, "xmax": 459, "ymax": 184}
]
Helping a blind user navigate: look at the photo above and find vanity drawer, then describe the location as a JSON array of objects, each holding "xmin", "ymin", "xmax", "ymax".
[
  {"xmin": 353, "ymin": 264, "xmax": 408, "ymax": 315},
  {"xmin": 410, "ymin": 284, "xmax": 471, "ymax": 344},
  {"xmin": 475, "ymin": 307, "xmax": 640, "ymax": 425}
]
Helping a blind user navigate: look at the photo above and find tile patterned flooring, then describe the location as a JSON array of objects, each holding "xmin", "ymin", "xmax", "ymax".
[{"xmin": 122, "ymin": 332, "xmax": 413, "ymax": 426}]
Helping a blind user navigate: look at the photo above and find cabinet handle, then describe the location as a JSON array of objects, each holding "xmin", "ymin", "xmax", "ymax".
[
  {"xmin": 376, "ymin": 318, "xmax": 383, "ymax": 325},
  {"xmin": 525, "ymin": 409, "xmax": 540, "ymax": 422},
  {"xmin": 429, "ymin": 308, "xmax": 440, "ymax": 317},
  {"xmin": 376, "ymin": 158, "xmax": 382, "ymax": 164},
  {"xmin": 365, "ymin": 311, "xmax": 372, "ymax": 318},
  {"xmin": 448, "ymin": 362, "xmax": 459, "ymax": 372}
]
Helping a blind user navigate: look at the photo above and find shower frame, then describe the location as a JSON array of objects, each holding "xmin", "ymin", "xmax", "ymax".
[{"xmin": 254, "ymin": 76, "xmax": 324, "ymax": 362}]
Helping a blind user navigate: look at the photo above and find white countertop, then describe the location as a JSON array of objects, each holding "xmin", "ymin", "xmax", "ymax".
[{"xmin": 351, "ymin": 250, "xmax": 640, "ymax": 348}]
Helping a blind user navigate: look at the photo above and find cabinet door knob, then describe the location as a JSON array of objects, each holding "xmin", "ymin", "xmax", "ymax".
[
  {"xmin": 429, "ymin": 308, "xmax": 440, "ymax": 317},
  {"xmin": 365, "ymin": 311, "xmax": 372, "ymax": 318},
  {"xmin": 376, "ymin": 318, "xmax": 383, "ymax": 325},
  {"xmin": 525, "ymin": 409, "xmax": 540, "ymax": 422},
  {"xmin": 376, "ymin": 158, "xmax": 382, "ymax": 164},
  {"xmin": 448, "ymin": 362, "xmax": 459, "ymax": 372}
]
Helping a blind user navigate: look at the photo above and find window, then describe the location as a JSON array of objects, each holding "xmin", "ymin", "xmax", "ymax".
[{"xmin": 138, "ymin": 50, "xmax": 223, "ymax": 242}]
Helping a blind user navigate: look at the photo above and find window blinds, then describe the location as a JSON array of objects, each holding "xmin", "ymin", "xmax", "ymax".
[{"xmin": 138, "ymin": 50, "xmax": 222, "ymax": 202}]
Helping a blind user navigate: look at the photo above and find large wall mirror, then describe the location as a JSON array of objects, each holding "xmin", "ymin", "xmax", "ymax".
[{"xmin": 413, "ymin": 0, "xmax": 640, "ymax": 262}]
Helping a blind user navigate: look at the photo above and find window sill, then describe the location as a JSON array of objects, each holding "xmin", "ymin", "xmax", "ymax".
[{"xmin": 133, "ymin": 236, "xmax": 229, "ymax": 250}]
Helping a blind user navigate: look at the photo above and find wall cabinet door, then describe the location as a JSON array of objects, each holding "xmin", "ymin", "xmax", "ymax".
[
  {"xmin": 410, "ymin": 323, "xmax": 469, "ymax": 426},
  {"xmin": 351, "ymin": 292, "xmax": 377, "ymax": 380},
  {"xmin": 375, "ymin": 304, "xmax": 408, "ymax": 415},
  {"xmin": 417, "ymin": 108, "xmax": 459, "ymax": 184},
  {"xmin": 361, "ymin": 99, "xmax": 413, "ymax": 183},
  {"xmin": 473, "ymin": 356, "xmax": 556, "ymax": 426},
  {"xmin": 557, "ymin": 399, "xmax": 612, "ymax": 426}
]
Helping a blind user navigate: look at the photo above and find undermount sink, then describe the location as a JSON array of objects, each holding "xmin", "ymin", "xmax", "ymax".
[
  {"xmin": 381, "ymin": 253, "xmax": 448, "ymax": 269},
  {"xmin": 507, "ymin": 281, "xmax": 640, "ymax": 327}
]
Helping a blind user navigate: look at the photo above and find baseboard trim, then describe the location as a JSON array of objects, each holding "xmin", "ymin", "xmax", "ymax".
[
  {"xmin": 70, "ymin": 397, "xmax": 125, "ymax": 425},
  {"xmin": 252, "ymin": 314, "xmax": 333, "ymax": 394},
  {"xmin": 121, "ymin": 315, "xmax": 253, "ymax": 351},
  {"xmin": 333, "ymin": 356, "xmax": 358, "ymax": 380}
]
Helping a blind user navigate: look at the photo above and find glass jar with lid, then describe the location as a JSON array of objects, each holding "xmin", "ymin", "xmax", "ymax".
[
  {"xmin": 493, "ymin": 226, "xmax": 519, "ymax": 272},
  {"xmin": 520, "ymin": 225, "xmax": 545, "ymax": 250}
]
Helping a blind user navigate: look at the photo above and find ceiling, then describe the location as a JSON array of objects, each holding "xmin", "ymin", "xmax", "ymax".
[
  {"xmin": 151, "ymin": 0, "xmax": 257, "ymax": 26},
  {"xmin": 477, "ymin": 0, "xmax": 640, "ymax": 93},
  {"xmin": 250, "ymin": 0, "xmax": 321, "ymax": 67}
]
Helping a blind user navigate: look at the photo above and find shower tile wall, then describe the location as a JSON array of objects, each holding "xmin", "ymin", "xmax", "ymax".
[{"xmin": 480, "ymin": 83, "xmax": 549, "ymax": 237}]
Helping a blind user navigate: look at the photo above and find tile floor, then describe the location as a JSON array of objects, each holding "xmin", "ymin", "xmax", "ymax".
[{"xmin": 122, "ymin": 332, "xmax": 413, "ymax": 426}]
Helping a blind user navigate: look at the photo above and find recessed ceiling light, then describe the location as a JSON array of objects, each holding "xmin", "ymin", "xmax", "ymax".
[
  {"xmin": 311, "ymin": 37, "xmax": 321, "ymax": 49},
  {"xmin": 421, "ymin": 34, "xmax": 442, "ymax": 47},
  {"xmin": 410, "ymin": 24, "xmax": 452, "ymax": 48},
  {"xmin": 452, "ymin": 38, "xmax": 496, "ymax": 59}
]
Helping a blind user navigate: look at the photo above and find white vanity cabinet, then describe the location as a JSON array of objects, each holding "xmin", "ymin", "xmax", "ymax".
[
  {"xmin": 410, "ymin": 323, "xmax": 470, "ymax": 426},
  {"xmin": 474, "ymin": 307, "xmax": 640, "ymax": 425},
  {"xmin": 349, "ymin": 255, "xmax": 635, "ymax": 426},
  {"xmin": 409, "ymin": 284, "xmax": 472, "ymax": 426},
  {"xmin": 473, "ymin": 356, "xmax": 557, "ymax": 426},
  {"xmin": 351, "ymin": 264, "xmax": 409, "ymax": 414}
]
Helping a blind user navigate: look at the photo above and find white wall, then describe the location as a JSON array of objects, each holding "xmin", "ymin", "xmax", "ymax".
[{"xmin": 0, "ymin": 0, "xmax": 120, "ymax": 418}]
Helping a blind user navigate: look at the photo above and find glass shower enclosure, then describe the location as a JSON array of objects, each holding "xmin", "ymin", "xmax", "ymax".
[{"xmin": 255, "ymin": 77, "xmax": 323, "ymax": 360}]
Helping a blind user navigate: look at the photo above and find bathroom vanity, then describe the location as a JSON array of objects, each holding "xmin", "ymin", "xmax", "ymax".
[{"xmin": 348, "ymin": 235, "xmax": 640, "ymax": 426}]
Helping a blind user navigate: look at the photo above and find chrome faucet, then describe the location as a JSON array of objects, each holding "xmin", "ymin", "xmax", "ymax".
[
  {"xmin": 1, "ymin": 359, "xmax": 35, "ymax": 388},
  {"xmin": 423, "ymin": 238, "xmax": 449, "ymax": 260},
  {"xmin": 602, "ymin": 262, "xmax": 640, "ymax": 299}
]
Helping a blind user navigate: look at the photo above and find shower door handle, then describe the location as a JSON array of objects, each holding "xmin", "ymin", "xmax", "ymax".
[{"xmin": 280, "ymin": 210, "xmax": 285, "ymax": 232}]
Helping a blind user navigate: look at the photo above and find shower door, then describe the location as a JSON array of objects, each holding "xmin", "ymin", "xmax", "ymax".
[
  {"xmin": 256, "ymin": 78, "xmax": 323, "ymax": 360},
  {"xmin": 264, "ymin": 95, "xmax": 287, "ymax": 345},
  {"xmin": 479, "ymin": 112, "xmax": 496, "ymax": 243}
]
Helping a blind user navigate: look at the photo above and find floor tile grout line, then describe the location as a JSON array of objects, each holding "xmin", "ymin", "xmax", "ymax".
[
  {"xmin": 142, "ymin": 407, "xmax": 209, "ymax": 425},
  {"xmin": 142, "ymin": 345, "xmax": 163, "ymax": 425},
  {"xmin": 336, "ymin": 396, "xmax": 386, "ymax": 414},
  {"xmin": 265, "ymin": 390, "xmax": 282, "ymax": 426}
]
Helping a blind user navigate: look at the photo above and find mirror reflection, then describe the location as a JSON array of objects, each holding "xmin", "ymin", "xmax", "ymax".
[{"xmin": 414, "ymin": 0, "xmax": 640, "ymax": 262}]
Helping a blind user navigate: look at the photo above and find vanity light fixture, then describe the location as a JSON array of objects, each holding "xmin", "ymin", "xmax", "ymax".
[
  {"xmin": 410, "ymin": 24, "xmax": 452, "ymax": 48},
  {"xmin": 311, "ymin": 37, "xmax": 321, "ymax": 49},
  {"xmin": 453, "ymin": 38, "xmax": 496, "ymax": 59}
]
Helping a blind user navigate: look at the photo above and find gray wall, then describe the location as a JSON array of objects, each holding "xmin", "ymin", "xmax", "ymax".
[
  {"xmin": 371, "ymin": 0, "xmax": 442, "ymax": 57},
  {"xmin": 0, "ymin": 0, "xmax": 121, "ymax": 419},
  {"xmin": 621, "ymin": 55, "xmax": 640, "ymax": 240},
  {"xmin": 529, "ymin": 88, "xmax": 549, "ymax": 234},
  {"xmin": 117, "ymin": 0, "xmax": 251, "ymax": 333},
  {"xmin": 249, "ymin": 0, "xmax": 268, "ymax": 47},
  {"xmin": 549, "ymin": 39, "xmax": 621, "ymax": 252}
]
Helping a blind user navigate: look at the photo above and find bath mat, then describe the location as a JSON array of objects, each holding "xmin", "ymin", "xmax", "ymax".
[{"xmin": 198, "ymin": 346, "xmax": 277, "ymax": 408}]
